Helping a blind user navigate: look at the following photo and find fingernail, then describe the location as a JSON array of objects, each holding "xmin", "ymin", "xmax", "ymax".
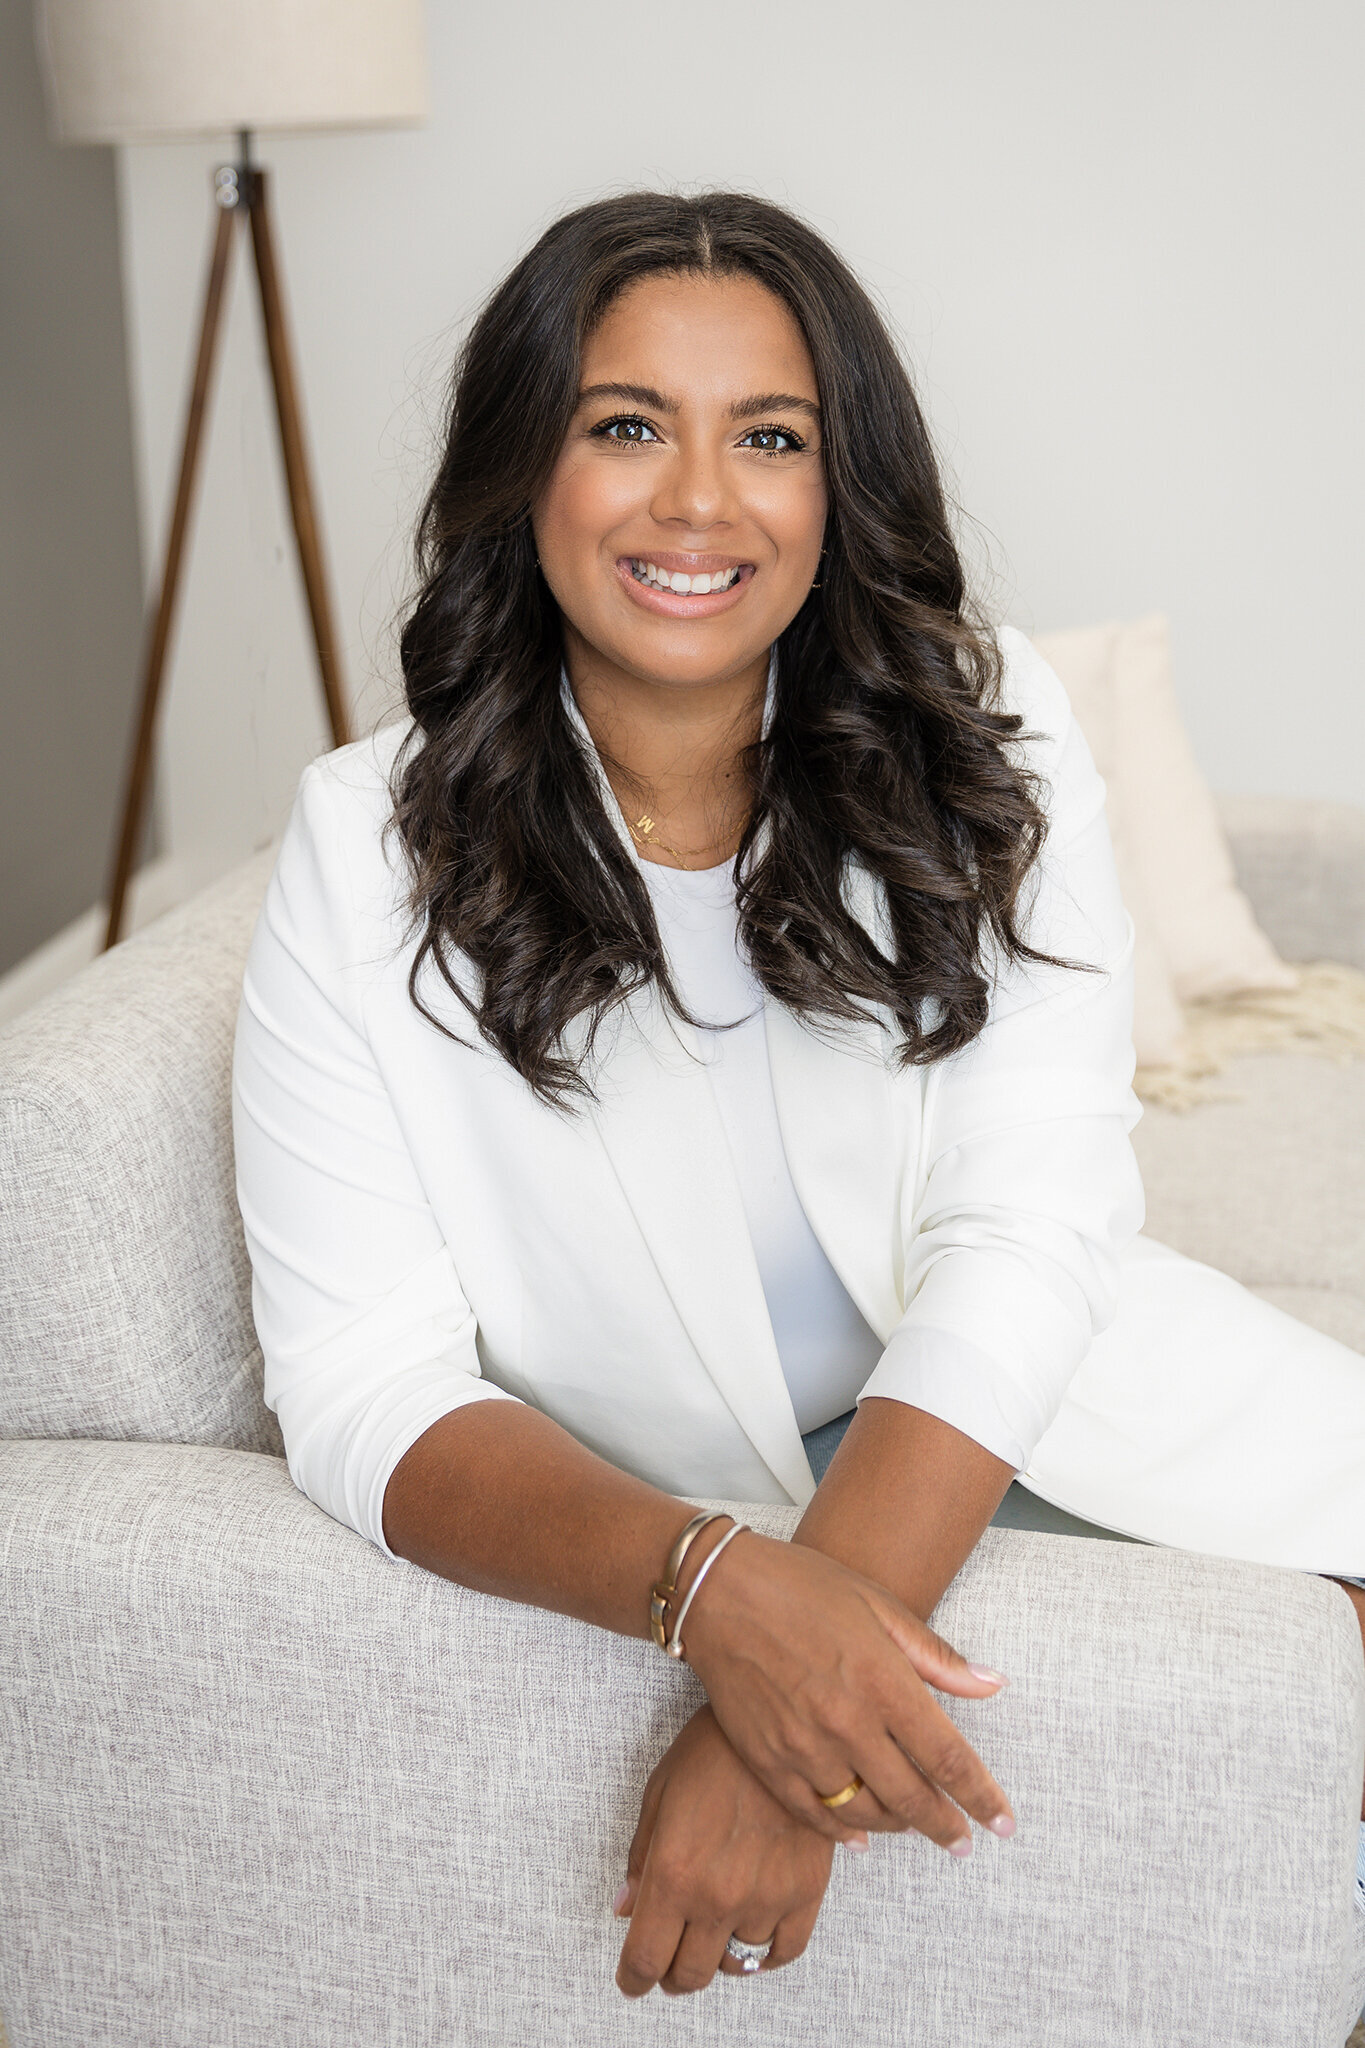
[
  {"xmin": 947, "ymin": 1836, "xmax": 973, "ymax": 1859},
  {"xmin": 988, "ymin": 1814, "xmax": 1016, "ymax": 1838},
  {"xmin": 841, "ymin": 1836, "xmax": 870, "ymax": 1854},
  {"xmin": 612, "ymin": 1884, "xmax": 631, "ymax": 1915},
  {"xmin": 968, "ymin": 1664, "xmax": 1008, "ymax": 1686}
]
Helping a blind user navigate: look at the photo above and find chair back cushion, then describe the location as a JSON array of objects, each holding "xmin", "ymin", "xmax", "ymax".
[{"xmin": 0, "ymin": 850, "xmax": 283, "ymax": 1454}]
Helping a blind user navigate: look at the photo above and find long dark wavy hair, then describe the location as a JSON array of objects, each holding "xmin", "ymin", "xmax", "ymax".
[{"xmin": 390, "ymin": 190, "xmax": 1055, "ymax": 1106}]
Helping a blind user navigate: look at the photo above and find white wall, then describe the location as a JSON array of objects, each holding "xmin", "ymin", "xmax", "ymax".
[{"xmin": 117, "ymin": 0, "xmax": 1365, "ymax": 902}]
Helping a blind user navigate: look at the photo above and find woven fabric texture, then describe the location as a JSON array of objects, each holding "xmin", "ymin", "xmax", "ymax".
[
  {"xmin": 1220, "ymin": 794, "xmax": 1365, "ymax": 974},
  {"xmin": 1134, "ymin": 1051, "xmax": 1365, "ymax": 1353},
  {"xmin": 0, "ymin": 850, "xmax": 281, "ymax": 1456},
  {"xmin": 1, "ymin": 1440, "xmax": 1362, "ymax": 2048}
]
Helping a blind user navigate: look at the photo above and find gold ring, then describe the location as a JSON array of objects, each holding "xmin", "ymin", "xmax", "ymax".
[{"xmin": 818, "ymin": 1774, "xmax": 863, "ymax": 1810}]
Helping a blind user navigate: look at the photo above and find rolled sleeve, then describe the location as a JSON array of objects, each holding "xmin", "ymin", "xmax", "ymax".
[
  {"xmin": 859, "ymin": 1327, "xmax": 1031, "ymax": 1470},
  {"xmin": 859, "ymin": 629, "xmax": 1146, "ymax": 1468},
  {"xmin": 231, "ymin": 759, "xmax": 520, "ymax": 1557}
]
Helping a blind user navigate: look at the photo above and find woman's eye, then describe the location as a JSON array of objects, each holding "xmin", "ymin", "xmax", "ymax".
[
  {"xmin": 588, "ymin": 415, "xmax": 806, "ymax": 452},
  {"xmin": 593, "ymin": 415, "xmax": 658, "ymax": 445},
  {"xmin": 740, "ymin": 425, "xmax": 806, "ymax": 454}
]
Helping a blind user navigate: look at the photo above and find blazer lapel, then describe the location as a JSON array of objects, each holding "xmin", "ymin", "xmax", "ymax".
[
  {"xmin": 561, "ymin": 661, "xmax": 906, "ymax": 1504},
  {"xmin": 587, "ymin": 990, "xmax": 816, "ymax": 1504}
]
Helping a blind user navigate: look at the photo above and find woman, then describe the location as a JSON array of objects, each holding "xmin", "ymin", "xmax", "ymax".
[{"xmin": 232, "ymin": 190, "xmax": 1365, "ymax": 2001}]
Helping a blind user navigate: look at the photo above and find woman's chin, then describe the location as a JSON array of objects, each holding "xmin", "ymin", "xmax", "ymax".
[{"xmin": 598, "ymin": 637, "xmax": 770, "ymax": 691}]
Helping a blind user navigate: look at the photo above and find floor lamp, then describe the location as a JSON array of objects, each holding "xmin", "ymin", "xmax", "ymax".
[{"xmin": 34, "ymin": 0, "xmax": 428, "ymax": 949}]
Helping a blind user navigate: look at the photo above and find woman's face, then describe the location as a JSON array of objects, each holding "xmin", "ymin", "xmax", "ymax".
[{"xmin": 532, "ymin": 271, "xmax": 827, "ymax": 692}]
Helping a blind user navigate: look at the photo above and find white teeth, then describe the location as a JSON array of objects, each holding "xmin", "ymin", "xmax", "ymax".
[{"xmin": 629, "ymin": 560, "xmax": 741, "ymax": 593}]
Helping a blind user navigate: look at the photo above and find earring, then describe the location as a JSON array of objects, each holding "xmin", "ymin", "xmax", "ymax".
[{"xmin": 811, "ymin": 547, "xmax": 825, "ymax": 592}]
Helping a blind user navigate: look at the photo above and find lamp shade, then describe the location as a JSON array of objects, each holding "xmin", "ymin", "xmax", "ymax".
[{"xmin": 35, "ymin": 0, "xmax": 428, "ymax": 143}]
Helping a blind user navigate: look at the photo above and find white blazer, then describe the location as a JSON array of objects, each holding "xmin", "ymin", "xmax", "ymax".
[{"xmin": 231, "ymin": 626, "xmax": 1147, "ymax": 1559}]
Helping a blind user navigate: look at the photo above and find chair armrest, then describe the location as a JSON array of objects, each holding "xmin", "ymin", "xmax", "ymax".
[
  {"xmin": 2, "ymin": 1439, "xmax": 1361, "ymax": 2047},
  {"xmin": 1219, "ymin": 792, "xmax": 1365, "ymax": 969},
  {"xmin": 0, "ymin": 850, "xmax": 279, "ymax": 1452}
]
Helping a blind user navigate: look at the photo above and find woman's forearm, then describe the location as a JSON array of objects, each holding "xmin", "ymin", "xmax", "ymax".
[
  {"xmin": 792, "ymin": 1397, "xmax": 1016, "ymax": 1622},
  {"xmin": 382, "ymin": 1401, "xmax": 697, "ymax": 1638},
  {"xmin": 384, "ymin": 1394, "xmax": 1016, "ymax": 1642},
  {"xmin": 386, "ymin": 1392, "xmax": 1018, "ymax": 1844}
]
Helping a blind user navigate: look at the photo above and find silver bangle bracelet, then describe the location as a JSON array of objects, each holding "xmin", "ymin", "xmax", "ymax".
[{"xmin": 665, "ymin": 1518, "xmax": 750, "ymax": 1660}]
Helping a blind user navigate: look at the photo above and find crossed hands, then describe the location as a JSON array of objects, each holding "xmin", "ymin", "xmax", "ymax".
[{"xmin": 614, "ymin": 1530, "xmax": 1014, "ymax": 1998}]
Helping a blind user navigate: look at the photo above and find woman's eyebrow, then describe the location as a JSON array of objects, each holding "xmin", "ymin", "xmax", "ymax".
[
  {"xmin": 578, "ymin": 381, "xmax": 677, "ymax": 412},
  {"xmin": 576, "ymin": 382, "xmax": 822, "ymax": 422},
  {"xmin": 729, "ymin": 391, "xmax": 821, "ymax": 421}
]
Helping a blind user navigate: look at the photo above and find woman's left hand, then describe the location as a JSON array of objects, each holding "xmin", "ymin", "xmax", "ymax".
[{"xmin": 613, "ymin": 1704, "xmax": 861, "ymax": 1997}]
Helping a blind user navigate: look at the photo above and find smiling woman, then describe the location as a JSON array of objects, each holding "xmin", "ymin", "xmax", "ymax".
[
  {"xmin": 231, "ymin": 190, "xmax": 1365, "ymax": 2010},
  {"xmin": 535, "ymin": 271, "xmax": 829, "ymax": 873}
]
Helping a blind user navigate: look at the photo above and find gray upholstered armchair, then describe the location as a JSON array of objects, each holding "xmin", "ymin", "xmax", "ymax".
[{"xmin": 2, "ymin": 797, "xmax": 1363, "ymax": 2048}]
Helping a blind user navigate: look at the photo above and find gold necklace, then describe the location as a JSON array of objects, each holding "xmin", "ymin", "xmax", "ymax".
[{"xmin": 629, "ymin": 812, "xmax": 730, "ymax": 872}]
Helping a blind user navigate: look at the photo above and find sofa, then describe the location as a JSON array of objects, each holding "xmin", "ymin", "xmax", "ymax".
[{"xmin": 2, "ymin": 795, "xmax": 1363, "ymax": 2048}]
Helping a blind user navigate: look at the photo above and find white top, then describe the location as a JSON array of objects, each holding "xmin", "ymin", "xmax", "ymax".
[
  {"xmin": 639, "ymin": 857, "xmax": 882, "ymax": 1433},
  {"xmin": 231, "ymin": 626, "xmax": 1146, "ymax": 1556}
]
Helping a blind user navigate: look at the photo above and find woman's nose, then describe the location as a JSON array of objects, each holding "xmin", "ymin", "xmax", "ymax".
[{"xmin": 650, "ymin": 439, "xmax": 734, "ymax": 532}]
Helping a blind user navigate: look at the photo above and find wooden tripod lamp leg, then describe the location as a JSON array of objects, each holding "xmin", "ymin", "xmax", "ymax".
[
  {"xmin": 246, "ymin": 171, "xmax": 352, "ymax": 753},
  {"xmin": 103, "ymin": 197, "xmax": 236, "ymax": 952}
]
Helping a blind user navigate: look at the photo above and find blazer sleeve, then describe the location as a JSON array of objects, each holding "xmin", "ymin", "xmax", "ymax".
[
  {"xmin": 857, "ymin": 627, "xmax": 1147, "ymax": 1469},
  {"xmin": 231, "ymin": 756, "xmax": 521, "ymax": 1557}
]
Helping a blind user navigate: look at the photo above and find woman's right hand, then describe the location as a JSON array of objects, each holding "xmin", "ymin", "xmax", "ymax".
[
  {"xmin": 676, "ymin": 1526, "xmax": 1016, "ymax": 1853},
  {"xmin": 614, "ymin": 1704, "xmax": 840, "ymax": 1998}
]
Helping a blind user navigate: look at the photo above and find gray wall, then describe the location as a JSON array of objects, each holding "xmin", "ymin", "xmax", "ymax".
[
  {"xmin": 118, "ymin": 0, "xmax": 1365, "ymax": 913},
  {"xmin": 1, "ymin": 1, "xmax": 147, "ymax": 975}
]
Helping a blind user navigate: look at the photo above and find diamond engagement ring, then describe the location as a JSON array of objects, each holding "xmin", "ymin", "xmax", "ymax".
[{"xmin": 724, "ymin": 1935, "xmax": 773, "ymax": 1974}]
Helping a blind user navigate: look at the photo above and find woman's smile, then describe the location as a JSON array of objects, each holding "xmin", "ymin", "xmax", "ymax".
[{"xmin": 616, "ymin": 552, "xmax": 755, "ymax": 616}]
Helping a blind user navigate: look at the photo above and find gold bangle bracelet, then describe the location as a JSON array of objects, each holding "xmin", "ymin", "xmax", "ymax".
[{"xmin": 649, "ymin": 1509, "xmax": 729, "ymax": 1650}]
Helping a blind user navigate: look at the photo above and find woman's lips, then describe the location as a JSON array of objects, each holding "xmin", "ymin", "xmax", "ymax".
[{"xmin": 615, "ymin": 555, "xmax": 756, "ymax": 618}]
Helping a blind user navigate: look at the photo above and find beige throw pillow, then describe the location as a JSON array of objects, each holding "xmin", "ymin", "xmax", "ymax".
[{"xmin": 1031, "ymin": 614, "xmax": 1294, "ymax": 1065}]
